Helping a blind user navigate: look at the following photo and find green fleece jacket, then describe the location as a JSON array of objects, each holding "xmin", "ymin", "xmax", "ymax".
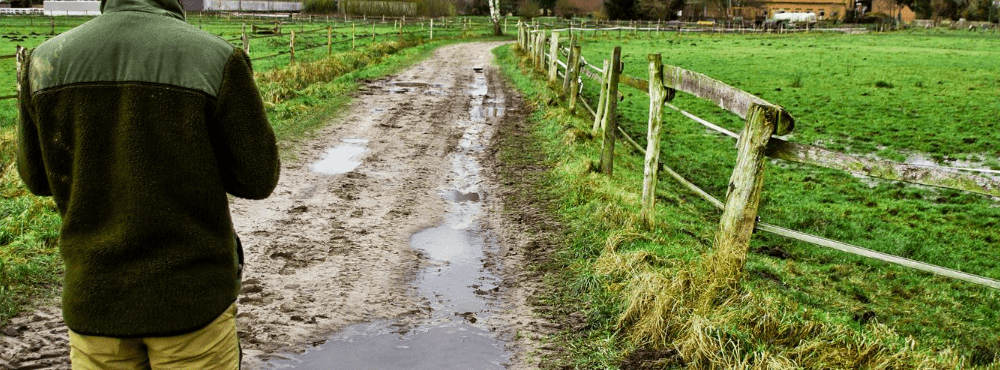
[{"xmin": 16, "ymin": 0, "xmax": 279, "ymax": 337}]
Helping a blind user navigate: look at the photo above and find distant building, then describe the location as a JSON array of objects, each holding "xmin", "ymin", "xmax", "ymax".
[{"xmin": 761, "ymin": 0, "xmax": 849, "ymax": 20}]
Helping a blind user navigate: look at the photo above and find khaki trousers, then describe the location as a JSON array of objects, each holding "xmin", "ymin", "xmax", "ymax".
[{"xmin": 68, "ymin": 303, "xmax": 239, "ymax": 370}]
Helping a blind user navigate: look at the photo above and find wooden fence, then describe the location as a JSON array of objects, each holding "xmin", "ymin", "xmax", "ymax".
[{"xmin": 517, "ymin": 23, "xmax": 1000, "ymax": 290}]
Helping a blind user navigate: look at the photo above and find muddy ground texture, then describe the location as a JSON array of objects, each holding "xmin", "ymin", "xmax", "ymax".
[{"xmin": 1, "ymin": 41, "xmax": 571, "ymax": 369}]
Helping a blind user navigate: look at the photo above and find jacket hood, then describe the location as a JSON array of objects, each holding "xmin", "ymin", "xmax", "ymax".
[{"xmin": 101, "ymin": 0, "xmax": 185, "ymax": 21}]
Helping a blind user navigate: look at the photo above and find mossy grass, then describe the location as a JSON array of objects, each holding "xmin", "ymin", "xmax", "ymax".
[{"xmin": 495, "ymin": 29, "xmax": 1000, "ymax": 368}]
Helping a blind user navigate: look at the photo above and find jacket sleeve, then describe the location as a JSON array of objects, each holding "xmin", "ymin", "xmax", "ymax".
[
  {"xmin": 211, "ymin": 47, "xmax": 280, "ymax": 200},
  {"xmin": 16, "ymin": 48, "xmax": 52, "ymax": 197}
]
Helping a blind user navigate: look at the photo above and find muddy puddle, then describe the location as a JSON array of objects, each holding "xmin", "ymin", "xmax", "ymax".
[
  {"xmin": 311, "ymin": 139, "xmax": 369, "ymax": 175},
  {"xmin": 268, "ymin": 67, "xmax": 508, "ymax": 369},
  {"xmin": 387, "ymin": 81, "xmax": 447, "ymax": 95}
]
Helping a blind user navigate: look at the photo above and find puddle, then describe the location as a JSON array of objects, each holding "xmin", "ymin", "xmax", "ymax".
[
  {"xmin": 448, "ymin": 191, "xmax": 481, "ymax": 203},
  {"xmin": 311, "ymin": 139, "xmax": 369, "ymax": 175},
  {"xmin": 391, "ymin": 82, "xmax": 431, "ymax": 88},
  {"xmin": 270, "ymin": 65, "xmax": 509, "ymax": 369},
  {"xmin": 387, "ymin": 81, "xmax": 446, "ymax": 95},
  {"xmin": 467, "ymin": 69, "xmax": 505, "ymax": 120}
]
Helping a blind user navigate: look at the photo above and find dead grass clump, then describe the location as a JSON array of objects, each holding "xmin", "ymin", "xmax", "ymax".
[{"xmin": 606, "ymin": 255, "xmax": 963, "ymax": 369}]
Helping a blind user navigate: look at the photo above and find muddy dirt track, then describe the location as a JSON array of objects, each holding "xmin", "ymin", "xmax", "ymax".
[{"xmin": 1, "ymin": 41, "xmax": 565, "ymax": 369}]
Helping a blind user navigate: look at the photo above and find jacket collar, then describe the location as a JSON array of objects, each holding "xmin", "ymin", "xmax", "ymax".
[{"xmin": 100, "ymin": 0, "xmax": 185, "ymax": 21}]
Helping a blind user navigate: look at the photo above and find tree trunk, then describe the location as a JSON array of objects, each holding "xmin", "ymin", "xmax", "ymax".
[{"xmin": 489, "ymin": 0, "xmax": 503, "ymax": 35}]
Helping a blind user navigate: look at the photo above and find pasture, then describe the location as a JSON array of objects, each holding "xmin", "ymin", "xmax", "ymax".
[{"xmin": 502, "ymin": 27, "xmax": 1000, "ymax": 367}]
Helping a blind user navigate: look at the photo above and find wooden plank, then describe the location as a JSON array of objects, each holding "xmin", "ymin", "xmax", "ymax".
[
  {"xmin": 620, "ymin": 74, "xmax": 648, "ymax": 91},
  {"xmin": 662, "ymin": 65, "xmax": 794, "ymax": 134},
  {"xmin": 765, "ymin": 139, "xmax": 1000, "ymax": 197}
]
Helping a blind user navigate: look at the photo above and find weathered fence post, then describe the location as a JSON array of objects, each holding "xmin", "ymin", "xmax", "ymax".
[
  {"xmin": 521, "ymin": 22, "xmax": 527, "ymax": 49},
  {"xmin": 16, "ymin": 46, "xmax": 26, "ymax": 94},
  {"xmin": 530, "ymin": 32, "xmax": 539, "ymax": 69},
  {"xmin": 567, "ymin": 44, "xmax": 582, "ymax": 112},
  {"xmin": 561, "ymin": 35, "xmax": 578, "ymax": 95},
  {"xmin": 430, "ymin": 19, "xmax": 434, "ymax": 39},
  {"xmin": 600, "ymin": 46, "xmax": 622, "ymax": 175},
  {"xmin": 547, "ymin": 31, "xmax": 560, "ymax": 85},
  {"xmin": 289, "ymin": 30, "xmax": 296, "ymax": 63},
  {"xmin": 241, "ymin": 32, "xmax": 250, "ymax": 55},
  {"xmin": 592, "ymin": 59, "xmax": 610, "ymax": 135},
  {"xmin": 640, "ymin": 53, "xmax": 674, "ymax": 222},
  {"xmin": 707, "ymin": 103, "xmax": 792, "ymax": 296},
  {"xmin": 50, "ymin": 17, "xmax": 54, "ymax": 35},
  {"xmin": 327, "ymin": 26, "xmax": 333, "ymax": 55},
  {"xmin": 536, "ymin": 32, "xmax": 547, "ymax": 71},
  {"xmin": 372, "ymin": 23, "xmax": 376, "ymax": 43}
]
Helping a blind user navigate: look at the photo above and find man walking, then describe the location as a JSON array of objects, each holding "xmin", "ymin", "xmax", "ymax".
[{"xmin": 16, "ymin": 0, "xmax": 280, "ymax": 367}]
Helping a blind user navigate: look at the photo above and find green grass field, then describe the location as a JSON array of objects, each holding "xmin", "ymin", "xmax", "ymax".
[
  {"xmin": 0, "ymin": 12, "xmax": 500, "ymax": 328},
  {"xmin": 497, "ymin": 28, "xmax": 1000, "ymax": 368}
]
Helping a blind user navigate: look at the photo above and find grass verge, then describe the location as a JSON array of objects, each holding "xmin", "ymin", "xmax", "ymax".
[{"xmin": 493, "ymin": 39, "xmax": 999, "ymax": 369}]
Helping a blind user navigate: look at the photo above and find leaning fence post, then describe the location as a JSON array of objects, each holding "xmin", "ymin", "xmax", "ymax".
[
  {"xmin": 640, "ymin": 53, "xmax": 674, "ymax": 222},
  {"xmin": 289, "ymin": 30, "xmax": 296, "ymax": 63},
  {"xmin": 592, "ymin": 59, "xmax": 609, "ymax": 135},
  {"xmin": 600, "ymin": 46, "xmax": 622, "ymax": 175},
  {"xmin": 561, "ymin": 35, "xmax": 578, "ymax": 95},
  {"xmin": 707, "ymin": 103, "xmax": 792, "ymax": 295},
  {"xmin": 547, "ymin": 31, "xmax": 560, "ymax": 85},
  {"xmin": 567, "ymin": 44, "xmax": 582, "ymax": 113}
]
